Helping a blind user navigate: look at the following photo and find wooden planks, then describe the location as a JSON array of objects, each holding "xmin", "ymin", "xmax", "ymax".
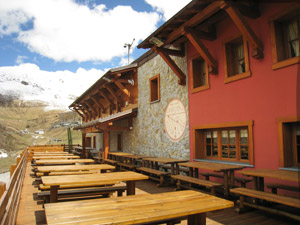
[
  {"xmin": 45, "ymin": 190, "xmax": 233, "ymax": 225},
  {"xmin": 35, "ymin": 159, "xmax": 94, "ymax": 165},
  {"xmin": 239, "ymin": 169, "xmax": 300, "ymax": 182},
  {"xmin": 36, "ymin": 164, "xmax": 115, "ymax": 173}
]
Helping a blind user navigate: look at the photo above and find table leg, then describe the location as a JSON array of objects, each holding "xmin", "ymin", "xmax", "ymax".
[
  {"xmin": 223, "ymin": 172, "xmax": 229, "ymax": 196},
  {"xmin": 189, "ymin": 168, "xmax": 193, "ymax": 177},
  {"xmin": 230, "ymin": 170, "xmax": 235, "ymax": 188},
  {"xmin": 188, "ymin": 213, "xmax": 206, "ymax": 225},
  {"xmin": 195, "ymin": 168, "xmax": 199, "ymax": 178},
  {"xmin": 50, "ymin": 185, "xmax": 59, "ymax": 203},
  {"xmin": 170, "ymin": 164, "xmax": 175, "ymax": 175},
  {"xmin": 253, "ymin": 177, "xmax": 258, "ymax": 190},
  {"xmin": 175, "ymin": 164, "xmax": 179, "ymax": 175},
  {"xmin": 258, "ymin": 177, "xmax": 264, "ymax": 191},
  {"xmin": 126, "ymin": 181, "xmax": 135, "ymax": 195}
]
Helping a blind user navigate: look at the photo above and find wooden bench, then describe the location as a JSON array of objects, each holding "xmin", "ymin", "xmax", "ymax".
[
  {"xmin": 38, "ymin": 186, "xmax": 126, "ymax": 203},
  {"xmin": 265, "ymin": 182, "xmax": 300, "ymax": 194},
  {"xmin": 39, "ymin": 183, "xmax": 116, "ymax": 190},
  {"xmin": 230, "ymin": 187, "xmax": 300, "ymax": 221},
  {"xmin": 171, "ymin": 175, "xmax": 223, "ymax": 195},
  {"xmin": 103, "ymin": 159, "xmax": 118, "ymax": 166},
  {"xmin": 136, "ymin": 167, "xmax": 169, "ymax": 186},
  {"xmin": 36, "ymin": 170, "xmax": 99, "ymax": 177},
  {"xmin": 200, "ymin": 172, "xmax": 252, "ymax": 187},
  {"xmin": 117, "ymin": 162, "xmax": 136, "ymax": 171}
]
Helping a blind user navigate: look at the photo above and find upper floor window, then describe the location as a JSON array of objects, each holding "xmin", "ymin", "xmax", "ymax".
[
  {"xmin": 223, "ymin": 35, "xmax": 251, "ymax": 84},
  {"xmin": 190, "ymin": 55, "xmax": 209, "ymax": 93},
  {"xmin": 194, "ymin": 121, "xmax": 253, "ymax": 165},
  {"xmin": 270, "ymin": 6, "xmax": 300, "ymax": 69},
  {"xmin": 149, "ymin": 74, "xmax": 160, "ymax": 103}
]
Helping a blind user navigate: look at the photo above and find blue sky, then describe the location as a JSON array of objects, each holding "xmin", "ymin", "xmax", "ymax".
[{"xmin": 0, "ymin": 0, "xmax": 190, "ymax": 109}]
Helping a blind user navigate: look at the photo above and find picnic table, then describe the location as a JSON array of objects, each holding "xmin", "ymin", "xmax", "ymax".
[
  {"xmin": 34, "ymin": 159, "xmax": 94, "ymax": 165},
  {"xmin": 44, "ymin": 190, "xmax": 234, "ymax": 225},
  {"xmin": 117, "ymin": 154, "xmax": 148, "ymax": 171},
  {"xmin": 142, "ymin": 157, "xmax": 188, "ymax": 175},
  {"xmin": 36, "ymin": 164, "xmax": 115, "ymax": 175},
  {"xmin": 41, "ymin": 171, "xmax": 148, "ymax": 202},
  {"xmin": 179, "ymin": 161, "xmax": 245, "ymax": 196},
  {"xmin": 238, "ymin": 168, "xmax": 299, "ymax": 191}
]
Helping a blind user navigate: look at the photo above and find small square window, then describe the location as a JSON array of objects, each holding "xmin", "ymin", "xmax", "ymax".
[
  {"xmin": 223, "ymin": 35, "xmax": 251, "ymax": 83},
  {"xmin": 190, "ymin": 55, "xmax": 209, "ymax": 93},
  {"xmin": 149, "ymin": 74, "xmax": 160, "ymax": 102},
  {"xmin": 270, "ymin": 6, "xmax": 300, "ymax": 70}
]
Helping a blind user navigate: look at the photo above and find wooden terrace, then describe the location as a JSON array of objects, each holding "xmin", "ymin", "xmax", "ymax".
[{"xmin": 0, "ymin": 146, "xmax": 299, "ymax": 225}]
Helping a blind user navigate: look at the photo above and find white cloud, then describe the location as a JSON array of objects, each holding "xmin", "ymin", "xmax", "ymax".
[
  {"xmin": 16, "ymin": 55, "xmax": 28, "ymax": 64},
  {"xmin": 0, "ymin": 63, "xmax": 104, "ymax": 110},
  {"xmin": 145, "ymin": 0, "xmax": 192, "ymax": 20},
  {"xmin": 0, "ymin": 0, "xmax": 160, "ymax": 63}
]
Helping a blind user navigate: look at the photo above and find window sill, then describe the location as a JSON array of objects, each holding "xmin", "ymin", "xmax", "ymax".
[
  {"xmin": 272, "ymin": 56, "xmax": 300, "ymax": 70},
  {"xmin": 224, "ymin": 71, "xmax": 251, "ymax": 84},
  {"xmin": 194, "ymin": 158, "xmax": 254, "ymax": 167},
  {"xmin": 150, "ymin": 99, "xmax": 160, "ymax": 104},
  {"xmin": 191, "ymin": 84, "xmax": 210, "ymax": 94}
]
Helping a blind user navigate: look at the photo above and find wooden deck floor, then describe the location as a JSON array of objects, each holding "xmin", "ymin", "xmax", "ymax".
[{"xmin": 16, "ymin": 162, "xmax": 297, "ymax": 225}]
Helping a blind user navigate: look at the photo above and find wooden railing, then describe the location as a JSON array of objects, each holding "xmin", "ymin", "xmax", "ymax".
[{"xmin": 0, "ymin": 148, "xmax": 28, "ymax": 225}]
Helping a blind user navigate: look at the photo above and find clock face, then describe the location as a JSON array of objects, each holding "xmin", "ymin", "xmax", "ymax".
[{"xmin": 164, "ymin": 98, "xmax": 187, "ymax": 141}]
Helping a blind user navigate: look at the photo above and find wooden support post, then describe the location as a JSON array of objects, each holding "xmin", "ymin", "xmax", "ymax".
[
  {"xmin": 184, "ymin": 27, "xmax": 218, "ymax": 74},
  {"xmin": 126, "ymin": 181, "xmax": 135, "ymax": 195},
  {"xmin": 103, "ymin": 129, "xmax": 110, "ymax": 160},
  {"xmin": 10, "ymin": 164, "xmax": 16, "ymax": 177},
  {"xmin": 0, "ymin": 181, "xmax": 6, "ymax": 199},
  {"xmin": 154, "ymin": 47, "xmax": 186, "ymax": 85},
  {"xmin": 221, "ymin": 3, "xmax": 264, "ymax": 59},
  {"xmin": 82, "ymin": 133, "xmax": 86, "ymax": 159}
]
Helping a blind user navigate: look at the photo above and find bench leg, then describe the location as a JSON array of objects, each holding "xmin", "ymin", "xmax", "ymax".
[
  {"xmin": 188, "ymin": 213, "xmax": 206, "ymax": 225},
  {"xmin": 210, "ymin": 188, "xmax": 215, "ymax": 196},
  {"xmin": 159, "ymin": 175, "xmax": 164, "ymax": 186},
  {"xmin": 117, "ymin": 190, "xmax": 124, "ymax": 197},
  {"xmin": 176, "ymin": 180, "xmax": 181, "ymax": 191},
  {"xmin": 126, "ymin": 181, "xmax": 135, "ymax": 195},
  {"xmin": 50, "ymin": 186, "xmax": 59, "ymax": 203}
]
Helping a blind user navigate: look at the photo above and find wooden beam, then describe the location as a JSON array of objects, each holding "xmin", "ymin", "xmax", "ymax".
[
  {"xmin": 114, "ymin": 80, "xmax": 130, "ymax": 99},
  {"xmin": 99, "ymin": 90, "xmax": 116, "ymax": 109},
  {"xmin": 85, "ymin": 101, "xmax": 97, "ymax": 118},
  {"xmin": 189, "ymin": 29, "xmax": 216, "ymax": 41},
  {"xmin": 78, "ymin": 106, "xmax": 88, "ymax": 119},
  {"xmin": 153, "ymin": 46, "xmax": 186, "ymax": 85},
  {"xmin": 184, "ymin": 27, "xmax": 218, "ymax": 74},
  {"xmin": 91, "ymin": 96, "xmax": 106, "ymax": 114},
  {"xmin": 165, "ymin": 1, "xmax": 224, "ymax": 45},
  {"xmin": 235, "ymin": 2, "xmax": 260, "ymax": 19},
  {"xmin": 80, "ymin": 104, "xmax": 92, "ymax": 120},
  {"xmin": 107, "ymin": 126, "xmax": 130, "ymax": 131},
  {"xmin": 74, "ymin": 107, "xmax": 84, "ymax": 119},
  {"xmin": 156, "ymin": 48, "xmax": 185, "ymax": 57},
  {"xmin": 221, "ymin": 2, "xmax": 264, "ymax": 59}
]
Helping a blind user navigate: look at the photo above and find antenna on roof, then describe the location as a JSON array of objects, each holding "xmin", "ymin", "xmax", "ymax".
[{"xmin": 124, "ymin": 38, "xmax": 135, "ymax": 65}]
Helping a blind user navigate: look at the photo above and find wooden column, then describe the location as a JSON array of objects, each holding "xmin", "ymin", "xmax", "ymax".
[
  {"xmin": 82, "ymin": 133, "xmax": 86, "ymax": 159},
  {"xmin": 103, "ymin": 129, "xmax": 110, "ymax": 159},
  {"xmin": 0, "ymin": 181, "xmax": 6, "ymax": 198}
]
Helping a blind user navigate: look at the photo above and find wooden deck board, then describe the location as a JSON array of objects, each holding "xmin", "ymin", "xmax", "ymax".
[
  {"xmin": 16, "ymin": 162, "xmax": 46, "ymax": 225},
  {"xmin": 14, "ymin": 162, "xmax": 297, "ymax": 225}
]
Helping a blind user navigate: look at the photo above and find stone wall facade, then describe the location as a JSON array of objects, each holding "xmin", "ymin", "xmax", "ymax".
[{"xmin": 119, "ymin": 52, "xmax": 190, "ymax": 160}]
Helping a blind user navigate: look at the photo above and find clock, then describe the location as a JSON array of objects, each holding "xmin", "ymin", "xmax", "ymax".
[{"xmin": 164, "ymin": 98, "xmax": 187, "ymax": 141}]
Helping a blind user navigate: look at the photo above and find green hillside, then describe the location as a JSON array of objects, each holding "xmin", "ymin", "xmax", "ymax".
[{"xmin": 0, "ymin": 104, "xmax": 82, "ymax": 172}]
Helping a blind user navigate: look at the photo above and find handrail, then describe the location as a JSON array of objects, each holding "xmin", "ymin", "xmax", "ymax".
[{"xmin": 0, "ymin": 147, "xmax": 28, "ymax": 225}]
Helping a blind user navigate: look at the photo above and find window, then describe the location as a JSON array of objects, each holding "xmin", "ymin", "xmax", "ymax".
[
  {"xmin": 190, "ymin": 55, "xmax": 209, "ymax": 93},
  {"xmin": 223, "ymin": 35, "xmax": 251, "ymax": 83},
  {"xmin": 270, "ymin": 6, "xmax": 300, "ymax": 70},
  {"xmin": 149, "ymin": 74, "xmax": 160, "ymax": 102},
  {"xmin": 277, "ymin": 117, "xmax": 300, "ymax": 168},
  {"xmin": 194, "ymin": 121, "xmax": 253, "ymax": 164}
]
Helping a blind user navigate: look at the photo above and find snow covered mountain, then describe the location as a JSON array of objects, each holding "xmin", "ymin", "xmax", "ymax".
[{"xmin": 0, "ymin": 63, "xmax": 104, "ymax": 110}]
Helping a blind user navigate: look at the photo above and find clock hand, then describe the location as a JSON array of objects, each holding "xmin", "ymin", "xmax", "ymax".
[{"xmin": 167, "ymin": 115, "xmax": 185, "ymax": 128}]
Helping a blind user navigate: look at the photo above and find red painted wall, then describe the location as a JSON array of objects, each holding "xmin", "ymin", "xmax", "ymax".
[{"xmin": 187, "ymin": 3, "xmax": 299, "ymax": 170}]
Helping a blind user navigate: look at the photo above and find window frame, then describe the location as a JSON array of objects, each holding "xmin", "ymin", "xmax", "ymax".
[
  {"xmin": 193, "ymin": 121, "xmax": 254, "ymax": 165},
  {"xmin": 149, "ymin": 74, "xmax": 160, "ymax": 103},
  {"xmin": 277, "ymin": 116, "xmax": 300, "ymax": 168},
  {"xmin": 190, "ymin": 54, "xmax": 209, "ymax": 93},
  {"xmin": 269, "ymin": 5, "xmax": 300, "ymax": 70},
  {"xmin": 223, "ymin": 34, "xmax": 251, "ymax": 84}
]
